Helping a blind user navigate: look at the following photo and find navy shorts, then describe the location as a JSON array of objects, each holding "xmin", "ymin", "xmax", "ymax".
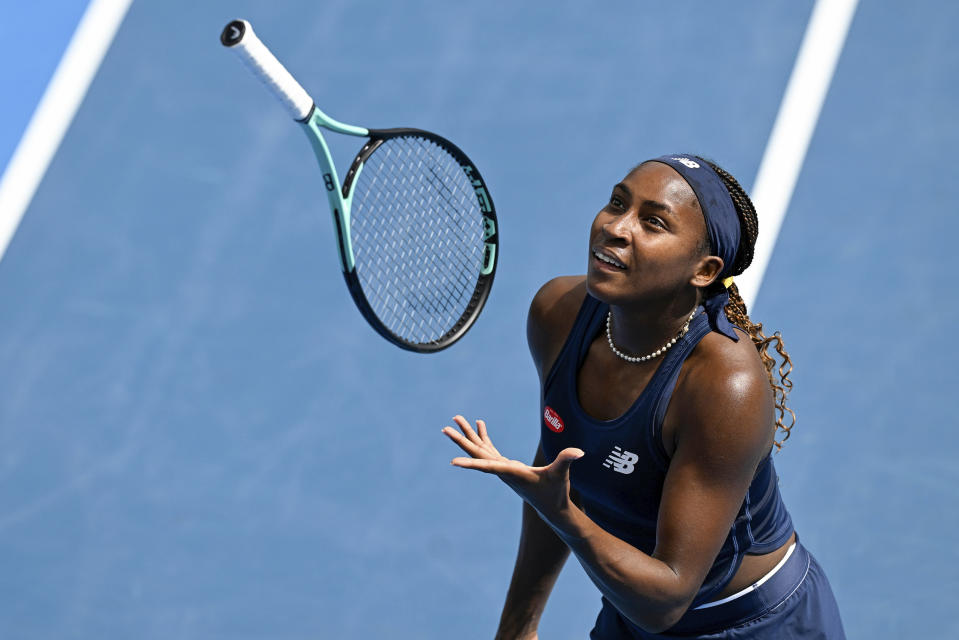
[{"xmin": 589, "ymin": 540, "xmax": 845, "ymax": 639}]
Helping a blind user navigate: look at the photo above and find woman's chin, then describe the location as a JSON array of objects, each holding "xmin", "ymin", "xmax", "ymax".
[{"xmin": 585, "ymin": 272, "xmax": 624, "ymax": 304}]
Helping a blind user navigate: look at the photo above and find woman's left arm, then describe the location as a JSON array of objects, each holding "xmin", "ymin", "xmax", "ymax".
[{"xmin": 442, "ymin": 358, "xmax": 773, "ymax": 634}]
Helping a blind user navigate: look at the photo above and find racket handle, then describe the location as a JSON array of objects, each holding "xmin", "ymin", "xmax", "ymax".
[{"xmin": 221, "ymin": 19, "xmax": 314, "ymax": 121}]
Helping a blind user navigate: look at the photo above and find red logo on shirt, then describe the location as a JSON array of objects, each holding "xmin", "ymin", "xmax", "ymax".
[{"xmin": 543, "ymin": 406, "xmax": 565, "ymax": 433}]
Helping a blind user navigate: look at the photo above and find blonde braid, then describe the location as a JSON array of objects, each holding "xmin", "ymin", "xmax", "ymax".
[
  {"xmin": 723, "ymin": 283, "xmax": 796, "ymax": 449},
  {"xmin": 704, "ymin": 160, "xmax": 796, "ymax": 450}
]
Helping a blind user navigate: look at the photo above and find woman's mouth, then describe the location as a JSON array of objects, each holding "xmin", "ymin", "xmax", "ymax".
[{"xmin": 592, "ymin": 248, "xmax": 627, "ymax": 270}]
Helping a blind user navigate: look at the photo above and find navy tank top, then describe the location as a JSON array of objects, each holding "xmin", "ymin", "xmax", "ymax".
[{"xmin": 540, "ymin": 294, "xmax": 793, "ymax": 605}]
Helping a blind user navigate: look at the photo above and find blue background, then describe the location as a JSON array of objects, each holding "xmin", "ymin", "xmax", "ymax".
[{"xmin": 1, "ymin": 1, "xmax": 956, "ymax": 637}]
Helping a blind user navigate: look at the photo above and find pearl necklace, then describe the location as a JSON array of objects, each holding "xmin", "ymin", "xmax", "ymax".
[{"xmin": 606, "ymin": 309, "xmax": 698, "ymax": 363}]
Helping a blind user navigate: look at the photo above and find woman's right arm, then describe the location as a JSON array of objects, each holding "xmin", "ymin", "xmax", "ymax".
[
  {"xmin": 494, "ymin": 276, "xmax": 587, "ymax": 639},
  {"xmin": 495, "ymin": 447, "xmax": 573, "ymax": 640}
]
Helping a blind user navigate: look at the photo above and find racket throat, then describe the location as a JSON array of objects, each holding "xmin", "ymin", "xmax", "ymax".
[
  {"xmin": 299, "ymin": 115, "xmax": 357, "ymax": 272},
  {"xmin": 331, "ymin": 207, "xmax": 354, "ymax": 274}
]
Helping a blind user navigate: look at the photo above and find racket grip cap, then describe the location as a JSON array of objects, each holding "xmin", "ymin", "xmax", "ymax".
[{"xmin": 221, "ymin": 19, "xmax": 314, "ymax": 122}]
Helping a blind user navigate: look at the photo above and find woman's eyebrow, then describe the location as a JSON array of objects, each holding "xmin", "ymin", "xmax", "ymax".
[
  {"xmin": 640, "ymin": 199, "xmax": 675, "ymax": 218},
  {"xmin": 613, "ymin": 184, "xmax": 675, "ymax": 217}
]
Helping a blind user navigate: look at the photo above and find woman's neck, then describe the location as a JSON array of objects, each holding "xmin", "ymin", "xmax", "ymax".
[{"xmin": 606, "ymin": 293, "xmax": 700, "ymax": 359}]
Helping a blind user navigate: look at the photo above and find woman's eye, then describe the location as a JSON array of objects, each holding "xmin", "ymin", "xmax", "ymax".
[{"xmin": 645, "ymin": 216, "xmax": 665, "ymax": 229}]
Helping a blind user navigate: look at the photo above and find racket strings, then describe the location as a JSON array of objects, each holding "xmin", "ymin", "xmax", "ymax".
[{"xmin": 350, "ymin": 135, "xmax": 486, "ymax": 344}]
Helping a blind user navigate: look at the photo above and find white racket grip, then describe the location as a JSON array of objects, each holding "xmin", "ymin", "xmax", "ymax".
[{"xmin": 222, "ymin": 19, "xmax": 314, "ymax": 121}]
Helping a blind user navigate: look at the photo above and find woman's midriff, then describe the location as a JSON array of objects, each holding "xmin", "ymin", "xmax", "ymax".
[{"xmin": 713, "ymin": 531, "xmax": 797, "ymax": 599}]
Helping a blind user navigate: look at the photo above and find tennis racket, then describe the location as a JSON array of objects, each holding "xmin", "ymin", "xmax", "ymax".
[{"xmin": 220, "ymin": 19, "xmax": 498, "ymax": 353}]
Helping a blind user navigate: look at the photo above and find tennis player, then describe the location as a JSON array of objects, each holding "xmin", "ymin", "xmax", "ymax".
[{"xmin": 442, "ymin": 155, "xmax": 845, "ymax": 639}]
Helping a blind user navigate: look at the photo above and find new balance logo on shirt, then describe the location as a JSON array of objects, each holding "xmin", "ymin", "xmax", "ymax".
[{"xmin": 603, "ymin": 446, "xmax": 638, "ymax": 474}]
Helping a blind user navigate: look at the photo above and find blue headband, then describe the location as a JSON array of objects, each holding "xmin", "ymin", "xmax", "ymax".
[{"xmin": 648, "ymin": 154, "xmax": 741, "ymax": 341}]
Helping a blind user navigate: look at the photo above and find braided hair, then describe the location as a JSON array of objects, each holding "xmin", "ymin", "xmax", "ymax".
[{"xmin": 702, "ymin": 160, "xmax": 796, "ymax": 450}]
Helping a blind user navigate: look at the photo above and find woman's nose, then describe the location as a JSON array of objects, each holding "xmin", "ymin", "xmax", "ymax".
[{"xmin": 602, "ymin": 214, "xmax": 630, "ymax": 242}]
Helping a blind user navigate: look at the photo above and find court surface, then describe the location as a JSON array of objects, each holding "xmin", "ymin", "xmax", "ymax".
[{"xmin": 1, "ymin": 1, "xmax": 957, "ymax": 638}]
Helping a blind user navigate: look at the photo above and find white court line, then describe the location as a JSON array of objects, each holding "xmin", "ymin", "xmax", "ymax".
[
  {"xmin": 0, "ymin": 0, "xmax": 134, "ymax": 264},
  {"xmin": 736, "ymin": 0, "xmax": 859, "ymax": 309}
]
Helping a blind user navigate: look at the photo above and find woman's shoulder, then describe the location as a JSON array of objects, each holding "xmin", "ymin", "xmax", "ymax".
[
  {"xmin": 680, "ymin": 327, "xmax": 772, "ymax": 408},
  {"xmin": 526, "ymin": 275, "xmax": 588, "ymax": 381},
  {"xmin": 666, "ymin": 327, "xmax": 777, "ymax": 454}
]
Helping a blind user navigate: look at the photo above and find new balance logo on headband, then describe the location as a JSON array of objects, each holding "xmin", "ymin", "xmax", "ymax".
[
  {"xmin": 603, "ymin": 446, "xmax": 638, "ymax": 474},
  {"xmin": 671, "ymin": 157, "xmax": 700, "ymax": 169}
]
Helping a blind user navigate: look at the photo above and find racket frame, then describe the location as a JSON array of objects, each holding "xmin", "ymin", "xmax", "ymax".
[
  {"xmin": 335, "ymin": 126, "xmax": 498, "ymax": 352},
  {"xmin": 222, "ymin": 19, "xmax": 498, "ymax": 352}
]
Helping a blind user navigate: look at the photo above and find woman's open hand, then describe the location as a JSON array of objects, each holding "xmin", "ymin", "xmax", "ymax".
[{"xmin": 442, "ymin": 415, "xmax": 584, "ymax": 522}]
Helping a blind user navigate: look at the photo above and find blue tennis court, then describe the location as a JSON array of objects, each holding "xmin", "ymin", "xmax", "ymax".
[{"xmin": 1, "ymin": 1, "xmax": 956, "ymax": 637}]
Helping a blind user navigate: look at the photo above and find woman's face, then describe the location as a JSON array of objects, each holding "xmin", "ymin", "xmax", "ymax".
[{"xmin": 586, "ymin": 162, "xmax": 719, "ymax": 306}]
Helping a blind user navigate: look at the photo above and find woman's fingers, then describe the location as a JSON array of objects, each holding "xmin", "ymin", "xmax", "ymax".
[
  {"xmin": 450, "ymin": 456, "xmax": 512, "ymax": 474},
  {"xmin": 475, "ymin": 419, "xmax": 502, "ymax": 456},
  {"xmin": 452, "ymin": 415, "xmax": 484, "ymax": 446},
  {"xmin": 447, "ymin": 415, "xmax": 504, "ymax": 458},
  {"xmin": 442, "ymin": 425, "xmax": 488, "ymax": 458},
  {"xmin": 444, "ymin": 417, "xmax": 580, "ymax": 517},
  {"xmin": 450, "ymin": 456, "xmax": 538, "ymax": 482}
]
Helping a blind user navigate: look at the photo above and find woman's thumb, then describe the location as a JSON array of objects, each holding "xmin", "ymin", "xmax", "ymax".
[{"xmin": 555, "ymin": 448, "xmax": 585, "ymax": 466}]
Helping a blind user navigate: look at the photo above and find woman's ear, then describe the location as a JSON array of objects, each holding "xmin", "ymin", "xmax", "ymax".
[{"xmin": 690, "ymin": 255, "xmax": 724, "ymax": 288}]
